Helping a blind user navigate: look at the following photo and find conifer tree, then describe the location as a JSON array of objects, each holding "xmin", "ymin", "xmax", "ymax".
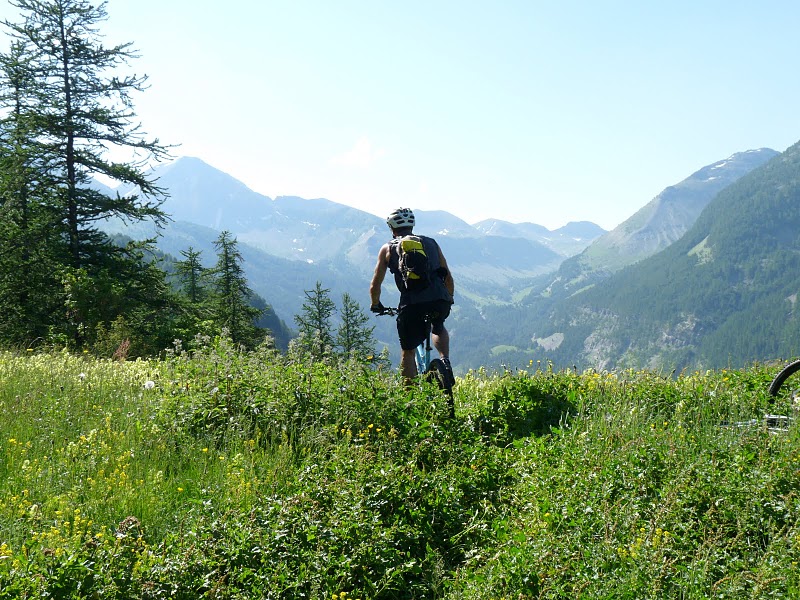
[
  {"xmin": 294, "ymin": 281, "xmax": 336, "ymax": 359},
  {"xmin": 175, "ymin": 247, "xmax": 207, "ymax": 304},
  {"xmin": 0, "ymin": 0, "xmax": 171, "ymax": 347},
  {"xmin": 0, "ymin": 40, "xmax": 65, "ymax": 344},
  {"xmin": 2, "ymin": 0, "xmax": 170, "ymax": 269},
  {"xmin": 211, "ymin": 231, "xmax": 262, "ymax": 347},
  {"xmin": 336, "ymin": 292, "xmax": 376, "ymax": 360}
]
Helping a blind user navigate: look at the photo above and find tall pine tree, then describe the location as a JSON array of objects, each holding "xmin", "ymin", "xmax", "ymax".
[
  {"xmin": 211, "ymin": 231, "xmax": 262, "ymax": 347},
  {"xmin": 336, "ymin": 292, "xmax": 376, "ymax": 360},
  {"xmin": 3, "ymin": 0, "xmax": 169, "ymax": 268},
  {"xmin": 176, "ymin": 247, "xmax": 207, "ymax": 305},
  {"xmin": 294, "ymin": 281, "xmax": 336, "ymax": 360},
  {"xmin": 0, "ymin": 40, "xmax": 65, "ymax": 345},
  {"xmin": 0, "ymin": 0, "xmax": 172, "ymax": 348}
]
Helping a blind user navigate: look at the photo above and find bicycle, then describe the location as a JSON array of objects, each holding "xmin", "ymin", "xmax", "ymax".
[
  {"xmin": 376, "ymin": 307, "xmax": 455, "ymax": 417},
  {"xmin": 760, "ymin": 359, "xmax": 800, "ymax": 432},
  {"xmin": 769, "ymin": 358, "xmax": 800, "ymax": 398}
]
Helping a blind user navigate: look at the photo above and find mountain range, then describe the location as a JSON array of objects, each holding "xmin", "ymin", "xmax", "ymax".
[
  {"xmin": 475, "ymin": 143, "xmax": 800, "ymax": 371},
  {"xmin": 542, "ymin": 148, "xmax": 779, "ymax": 301},
  {"xmin": 101, "ymin": 158, "xmax": 606, "ymax": 361},
  {"xmin": 102, "ymin": 141, "xmax": 795, "ymax": 373}
]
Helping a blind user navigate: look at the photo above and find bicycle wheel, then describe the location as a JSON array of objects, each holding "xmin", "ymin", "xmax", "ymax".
[
  {"xmin": 768, "ymin": 359, "xmax": 800, "ymax": 397},
  {"xmin": 427, "ymin": 358, "xmax": 455, "ymax": 417},
  {"xmin": 425, "ymin": 358, "xmax": 448, "ymax": 390}
]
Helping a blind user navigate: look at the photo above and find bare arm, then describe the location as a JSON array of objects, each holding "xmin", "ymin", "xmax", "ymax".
[
  {"xmin": 369, "ymin": 243, "xmax": 391, "ymax": 307},
  {"xmin": 438, "ymin": 247, "xmax": 455, "ymax": 298}
]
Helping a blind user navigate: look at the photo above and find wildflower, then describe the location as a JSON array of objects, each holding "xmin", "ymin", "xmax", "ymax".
[
  {"xmin": 177, "ymin": 487, "xmax": 184, "ymax": 493},
  {"xmin": 143, "ymin": 380, "xmax": 155, "ymax": 390},
  {"xmin": 78, "ymin": 372, "xmax": 87, "ymax": 380},
  {"xmin": 202, "ymin": 448, "xmax": 208, "ymax": 453}
]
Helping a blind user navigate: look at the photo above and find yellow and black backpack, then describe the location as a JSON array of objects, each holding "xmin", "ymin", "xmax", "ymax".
[{"xmin": 395, "ymin": 235, "xmax": 431, "ymax": 292}]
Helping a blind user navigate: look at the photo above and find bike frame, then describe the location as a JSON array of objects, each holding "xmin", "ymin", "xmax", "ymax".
[
  {"xmin": 376, "ymin": 306, "xmax": 454, "ymax": 417},
  {"xmin": 415, "ymin": 323, "xmax": 433, "ymax": 376},
  {"xmin": 378, "ymin": 307, "xmax": 432, "ymax": 376}
]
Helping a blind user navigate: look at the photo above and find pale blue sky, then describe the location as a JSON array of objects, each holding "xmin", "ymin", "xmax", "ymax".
[{"xmin": 3, "ymin": 1, "xmax": 799, "ymax": 230}]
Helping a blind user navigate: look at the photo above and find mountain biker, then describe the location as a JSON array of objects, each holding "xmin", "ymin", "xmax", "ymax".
[{"xmin": 369, "ymin": 207, "xmax": 455, "ymax": 384}]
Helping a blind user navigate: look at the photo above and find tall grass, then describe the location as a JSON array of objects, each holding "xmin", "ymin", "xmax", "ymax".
[
  {"xmin": 452, "ymin": 367, "xmax": 800, "ymax": 598},
  {"xmin": 0, "ymin": 341, "xmax": 798, "ymax": 598}
]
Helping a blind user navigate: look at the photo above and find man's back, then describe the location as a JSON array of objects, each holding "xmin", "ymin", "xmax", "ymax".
[{"xmin": 388, "ymin": 234, "xmax": 451, "ymax": 308}]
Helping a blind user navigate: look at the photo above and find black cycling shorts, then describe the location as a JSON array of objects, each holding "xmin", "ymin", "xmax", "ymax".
[{"xmin": 396, "ymin": 300, "xmax": 452, "ymax": 351}]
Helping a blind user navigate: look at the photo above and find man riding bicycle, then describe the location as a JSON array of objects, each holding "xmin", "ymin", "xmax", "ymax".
[{"xmin": 369, "ymin": 208, "xmax": 455, "ymax": 385}]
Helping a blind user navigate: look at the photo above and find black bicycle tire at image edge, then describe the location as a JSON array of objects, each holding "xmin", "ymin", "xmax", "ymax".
[{"xmin": 768, "ymin": 358, "xmax": 800, "ymax": 397}]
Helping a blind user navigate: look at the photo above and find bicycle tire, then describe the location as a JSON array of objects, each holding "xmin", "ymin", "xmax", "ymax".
[
  {"xmin": 425, "ymin": 358, "xmax": 448, "ymax": 390},
  {"xmin": 427, "ymin": 358, "xmax": 455, "ymax": 417},
  {"xmin": 768, "ymin": 359, "xmax": 800, "ymax": 397}
]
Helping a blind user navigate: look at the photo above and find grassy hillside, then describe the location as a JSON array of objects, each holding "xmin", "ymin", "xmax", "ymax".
[{"xmin": 1, "ymin": 345, "xmax": 798, "ymax": 598}]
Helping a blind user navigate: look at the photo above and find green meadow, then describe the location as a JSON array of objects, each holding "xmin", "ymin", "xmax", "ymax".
[{"xmin": 1, "ymin": 339, "xmax": 798, "ymax": 598}]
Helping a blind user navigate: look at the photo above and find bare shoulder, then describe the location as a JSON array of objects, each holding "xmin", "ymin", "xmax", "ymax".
[{"xmin": 375, "ymin": 242, "xmax": 392, "ymax": 265}]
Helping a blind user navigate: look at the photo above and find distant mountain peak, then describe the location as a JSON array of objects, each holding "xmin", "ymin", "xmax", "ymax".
[
  {"xmin": 692, "ymin": 148, "xmax": 778, "ymax": 184},
  {"xmin": 472, "ymin": 218, "xmax": 605, "ymax": 256},
  {"xmin": 155, "ymin": 156, "xmax": 265, "ymax": 197},
  {"xmin": 555, "ymin": 221, "xmax": 607, "ymax": 240},
  {"xmin": 169, "ymin": 155, "xmax": 210, "ymax": 167},
  {"xmin": 573, "ymin": 147, "xmax": 779, "ymax": 273}
]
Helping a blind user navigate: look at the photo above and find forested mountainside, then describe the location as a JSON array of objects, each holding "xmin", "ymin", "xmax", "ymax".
[
  {"xmin": 537, "ymin": 148, "xmax": 779, "ymax": 304},
  {"xmin": 469, "ymin": 141, "xmax": 800, "ymax": 372}
]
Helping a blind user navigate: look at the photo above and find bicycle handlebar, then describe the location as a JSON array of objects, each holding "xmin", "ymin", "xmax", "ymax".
[{"xmin": 375, "ymin": 307, "xmax": 441, "ymax": 323}]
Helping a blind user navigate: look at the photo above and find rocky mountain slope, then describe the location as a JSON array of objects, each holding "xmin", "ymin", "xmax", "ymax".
[
  {"xmin": 541, "ymin": 148, "xmax": 779, "ymax": 301},
  {"xmin": 474, "ymin": 143, "xmax": 800, "ymax": 372}
]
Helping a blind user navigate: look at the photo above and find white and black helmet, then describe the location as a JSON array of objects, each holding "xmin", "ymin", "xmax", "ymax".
[{"xmin": 386, "ymin": 207, "xmax": 415, "ymax": 230}]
